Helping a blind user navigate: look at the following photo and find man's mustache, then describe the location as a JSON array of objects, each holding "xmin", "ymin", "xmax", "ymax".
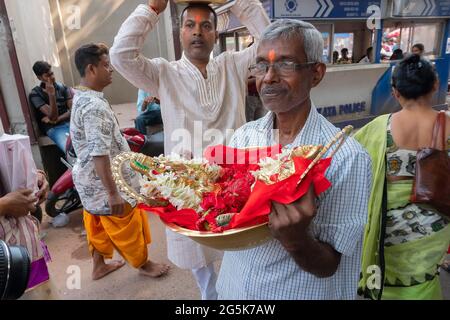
[
  {"xmin": 260, "ymin": 86, "xmax": 286, "ymax": 95},
  {"xmin": 191, "ymin": 37, "xmax": 204, "ymax": 44}
]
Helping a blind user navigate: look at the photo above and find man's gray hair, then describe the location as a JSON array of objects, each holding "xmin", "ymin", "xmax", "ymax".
[{"xmin": 260, "ymin": 19, "xmax": 324, "ymax": 63}]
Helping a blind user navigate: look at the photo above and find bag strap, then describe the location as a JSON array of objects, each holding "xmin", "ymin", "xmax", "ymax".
[{"xmin": 431, "ymin": 111, "xmax": 446, "ymax": 150}]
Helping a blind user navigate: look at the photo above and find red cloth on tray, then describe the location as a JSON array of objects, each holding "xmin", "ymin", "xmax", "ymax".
[{"xmin": 139, "ymin": 145, "xmax": 332, "ymax": 232}]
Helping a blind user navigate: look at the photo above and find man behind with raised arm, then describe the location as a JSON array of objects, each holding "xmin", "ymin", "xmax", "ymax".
[{"xmin": 110, "ymin": 0, "xmax": 270, "ymax": 299}]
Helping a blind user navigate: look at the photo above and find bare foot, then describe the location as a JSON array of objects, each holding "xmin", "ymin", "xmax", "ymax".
[
  {"xmin": 139, "ymin": 260, "xmax": 170, "ymax": 278},
  {"xmin": 92, "ymin": 260, "xmax": 125, "ymax": 280}
]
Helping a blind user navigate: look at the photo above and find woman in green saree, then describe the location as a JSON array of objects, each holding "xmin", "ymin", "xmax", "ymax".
[{"xmin": 354, "ymin": 54, "xmax": 450, "ymax": 300}]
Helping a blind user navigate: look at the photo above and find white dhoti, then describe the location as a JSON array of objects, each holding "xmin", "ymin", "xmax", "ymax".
[
  {"xmin": 166, "ymin": 229, "xmax": 222, "ymax": 300},
  {"xmin": 166, "ymin": 229, "xmax": 223, "ymax": 270}
]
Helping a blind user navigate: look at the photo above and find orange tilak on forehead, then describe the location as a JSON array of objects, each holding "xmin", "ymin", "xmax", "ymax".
[
  {"xmin": 195, "ymin": 15, "xmax": 202, "ymax": 24},
  {"xmin": 268, "ymin": 49, "xmax": 276, "ymax": 63}
]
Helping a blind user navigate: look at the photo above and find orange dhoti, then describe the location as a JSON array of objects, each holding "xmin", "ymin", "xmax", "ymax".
[{"xmin": 83, "ymin": 205, "xmax": 151, "ymax": 268}]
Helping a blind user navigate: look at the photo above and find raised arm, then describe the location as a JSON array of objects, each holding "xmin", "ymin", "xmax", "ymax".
[
  {"xmin": 230, "ymin": 0, "xmax": 270, "ymax": 41},
  {"xmin": 110, "ymin": 1, "xmax": 169, "ymax": 96},
  {"xmin": 230, "ymin": 0, "xmax": 271, "ymax": 74}
]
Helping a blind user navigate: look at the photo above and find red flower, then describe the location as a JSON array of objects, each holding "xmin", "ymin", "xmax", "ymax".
[
  {"xmin": 200, "ymin": 166, "xmax": 255, "ymax": 220},
  {"xmin": 200, "ymin": 192, "xmax": 226, "ymax": 211}
]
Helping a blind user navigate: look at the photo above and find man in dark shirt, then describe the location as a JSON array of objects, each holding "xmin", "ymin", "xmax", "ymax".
[{"xmin": 29, "ymin": 61, "xmax": 72, "ymax": 152}]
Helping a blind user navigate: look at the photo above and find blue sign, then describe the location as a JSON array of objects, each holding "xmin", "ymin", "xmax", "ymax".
[
  {"xmin": 392, "ymin": 0, "xmax": 450, "ymax": 17},
  {"xmin": 273, "ymin": 0, "xmax": 382, "ymax": 19}
]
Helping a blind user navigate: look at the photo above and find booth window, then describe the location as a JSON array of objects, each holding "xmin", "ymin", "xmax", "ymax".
[
  {"xmin": 333, "ymin": 33, "xmax": 354, "ymax": 61},
  {"xmin": 381, "ymin": 22, "xmax": 443, "ymax": 61},
  {"xmin": 237, "ymin": 30, "xmax": 253, "ymax": 51},
  {"xmin": 315, "ymin": 24, "xmax": 332, "ymax": 63},
  {"xmin": 220, "ymin": 29, "xmax": 254, "ymax": 53},
  {"xmin": 223, "ymin": 33, "xmax": 236, "ymax": 53}
]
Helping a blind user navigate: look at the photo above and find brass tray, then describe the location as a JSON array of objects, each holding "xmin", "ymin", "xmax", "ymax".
[
  {"xmin": 166, "ymin": 222, "xmax": 272, "ymax": 251},
  {"xmin": 112, "ymin": 126, "xmax": 353, "ymax": 251}
]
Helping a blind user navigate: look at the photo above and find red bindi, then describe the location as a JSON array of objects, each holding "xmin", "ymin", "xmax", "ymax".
[{"xmin": 268, "ymin": 49, "xmax": 276, "ymax": 63}]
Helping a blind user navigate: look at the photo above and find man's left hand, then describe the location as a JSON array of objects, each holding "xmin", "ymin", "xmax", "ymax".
[
  {"xmin": 36, "ymin": 171, "xmax": 49, "ymax": 205},
  {"xmin": 269, "ymin": 185, "xmax": 318, "ymax": 251}
]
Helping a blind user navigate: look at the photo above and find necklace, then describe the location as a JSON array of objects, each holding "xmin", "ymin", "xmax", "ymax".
[{"xmin": 74, "ymin": 85, "xmax": 92, "ymax": 92}]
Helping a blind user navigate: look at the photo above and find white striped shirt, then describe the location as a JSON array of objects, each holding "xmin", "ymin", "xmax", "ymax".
[{"xmin": 217, "ymin": 105, "xmax": 372, "ymax": 300}]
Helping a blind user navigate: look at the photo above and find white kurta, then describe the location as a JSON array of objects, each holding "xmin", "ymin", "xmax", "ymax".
[{"xmin": 110, "ymin": 0, "xmax": 270, "ymax": 269}]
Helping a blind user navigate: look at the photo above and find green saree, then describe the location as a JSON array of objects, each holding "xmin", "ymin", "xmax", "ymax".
[{"xmin": 354, "ymin": 115, "xmax": 450, "ymax": 300}]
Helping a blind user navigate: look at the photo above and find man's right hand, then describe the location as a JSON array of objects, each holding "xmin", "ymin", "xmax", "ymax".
[
  {"xmin": 142, "ymin": 96, "xmax": 158, "ymax": 112},
  {"xmin": 108, "ymin": 192, "xmax": 126, "ymax": 216},
  {"xmin": 43, "ymin": 81, "xmax": 56, "ymax": 96},
  {"xmin": 0, "ymin": 189, "xmax": 37, "ymax": 218},
  {"xmin": 147, "ymin": 0, "xmax": 169, "ymax": 14}
]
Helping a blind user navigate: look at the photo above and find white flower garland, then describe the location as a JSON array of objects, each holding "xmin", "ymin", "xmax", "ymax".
[{"xmin": 139, "ymin": 154, "xmax": 222, "ymax": 212}]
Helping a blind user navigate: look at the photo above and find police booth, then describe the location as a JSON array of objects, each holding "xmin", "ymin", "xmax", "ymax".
[{"xmin": 215, "ymin": 0, "xmax": 450, "ymax": 128}]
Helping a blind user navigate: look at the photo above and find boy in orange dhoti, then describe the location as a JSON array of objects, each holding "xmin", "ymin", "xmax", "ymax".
[{"xmin": 70, "ymin": 43, "xmax": 169, "ymax": 280}]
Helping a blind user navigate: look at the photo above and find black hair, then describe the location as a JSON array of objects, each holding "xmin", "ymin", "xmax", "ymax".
[
  {"xmin": 390, "ymin": 48, "xmax": 404, "ymax": 61},
  {"xmin": 412, "ymin": 43, "xmax": 425, "ymax": 52},
  {"xmin": 180, "ymin": 4, "xmax": 218, "ymax": 30},
  {"xmin": 392, "ymin": 54, "xmax": 437, "ymax": 100},
  {"xmin": 74, "ymin": 43, "xmax": 109, "ymax": 77},
  {"xmin": 32, "ymin": 61, "xmax": 51, "ymax": 77},
  {"xmin": 341, "ymin": 48, "xmax": 348, "ymax": 54}
]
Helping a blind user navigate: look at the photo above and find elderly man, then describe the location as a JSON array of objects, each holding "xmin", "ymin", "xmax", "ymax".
[
  {"xmin": 110, "ymin": 0, "xmax": 270, "ymax": 300},
  {"xmin": 216, "ymin": 20, "xmax": 372, "ymax": 300}
]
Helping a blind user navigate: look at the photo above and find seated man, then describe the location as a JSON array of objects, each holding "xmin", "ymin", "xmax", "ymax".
[
  {"xmin": 338, "ymin": 48, "xmax": 352, "ymax": 64},
  {"xmin": 358, "ymin": 47, "xmax": 373, "ymax": 64},
  {"xmin": 135, "ymin": 89, "xmax": 162, "ymax": 135},
  {"xmin": 217, "ymin": 19, "xmax": 372, "ymax": 300},
  {"xmin": 29, "ymin": 61, "xmax": 72, "ymax": 152}
]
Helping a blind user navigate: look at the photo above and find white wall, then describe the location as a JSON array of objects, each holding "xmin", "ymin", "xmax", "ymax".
[
  {"xmin": 3, "ymin": 0, "xmax": 175, "ymax": 105},
  {"xmin": 50, "ymin": 0, "xmax": 175, "ymax": 104},
  {"xmin": 0, "ymin": 15, "xmax": 27, "ymax": 135},
  {"xmin": 5, "ymin": 0, "xmax": 64, "ymax": 97}
]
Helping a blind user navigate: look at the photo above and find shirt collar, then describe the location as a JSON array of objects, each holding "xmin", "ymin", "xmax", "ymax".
[
  {"xmin": 181, "ymin": 53, "xmax": 216, "ymax": 76},
  {"xmin": 74, "ymin": 87, "xmax": 104, "ymax": 98},
  {"xmin": 255, "ymin": 101, "xmax": 322, "ymax": 147}
]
